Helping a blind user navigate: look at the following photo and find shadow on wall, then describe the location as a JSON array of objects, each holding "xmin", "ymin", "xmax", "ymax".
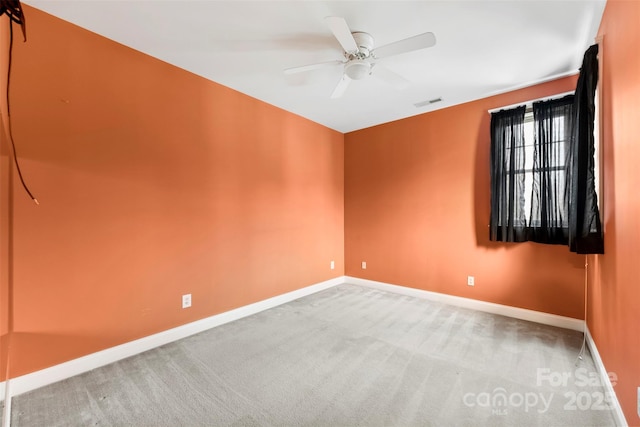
[
  {"xmin": 594, "ymin": 29, "xmax": 618, "ymax": 303},
  {"xmin": 473, "ymin": 111, "xmax": 493, "ymax": 248},
  {"xmin": 587, "ymin": 27, "xmax": 619, "ymax": 382}
]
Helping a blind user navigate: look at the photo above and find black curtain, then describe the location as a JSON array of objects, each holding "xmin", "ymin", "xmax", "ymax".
[
  {"xmin": 566, "ymin": 44, "xmax": 604, "ymax": 254},
  {"xmin": 490, "ymin": 105, "xmax": 527, "ymax": 242},
  {"xmin": 528, "ymin": 95, "xmax": 574, "ymax": 244}
]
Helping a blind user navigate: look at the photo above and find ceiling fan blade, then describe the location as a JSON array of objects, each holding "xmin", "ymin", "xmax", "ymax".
[
  {"xmin": 325, "ymin": 16, "xmax": 358, "ymax": 54},
  {"xmin": 372, "ymin": 64, "xmax": 411, "ymax": 90},
  {"xmin": 284, "ymin": 60, "xmax": 343, "ymax": 75},
  {"xmin": 373, "ymin": 32, "xmax": 436, "ymax": 59},
  {"xmin": 331, "ymin": 75, "xmax": 351, "ymax": 99}
]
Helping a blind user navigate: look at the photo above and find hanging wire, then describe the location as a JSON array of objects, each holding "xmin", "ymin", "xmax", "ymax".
[
  {"xmin": 2, "ymin": 1, "xmax": 38, "ymax": 204},
  {"xmin": 575, "ymin": 255, "xmax": 589, "ymax": 365},
  {"xmin": 0, "ymin": 0, "xmax": 26, "ymax": 41},
  {"xmin": 1, "ymin": 6, "xmax": 29, "ymax": 425}
]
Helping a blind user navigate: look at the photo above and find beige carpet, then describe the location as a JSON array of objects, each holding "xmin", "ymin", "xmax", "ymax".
[{"xmin": 10, "ymin": 284, "xmax": 617, "ymax": 426}]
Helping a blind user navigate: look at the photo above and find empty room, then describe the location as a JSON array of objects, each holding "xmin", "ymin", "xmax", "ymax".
[{"xmin": 1, "ymin": 0, "xmax": 639, "ymax": 426}]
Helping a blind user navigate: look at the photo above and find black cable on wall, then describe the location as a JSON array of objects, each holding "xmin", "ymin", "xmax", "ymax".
[{"xmin": 1, "ymin": 0, "xmax": 38, "ymax": 205}]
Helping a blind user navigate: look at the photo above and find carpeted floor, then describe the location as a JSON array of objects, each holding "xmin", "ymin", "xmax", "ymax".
[{"xmin": 10, "ymin": 284, "xmax": 617, "ymax": 426}]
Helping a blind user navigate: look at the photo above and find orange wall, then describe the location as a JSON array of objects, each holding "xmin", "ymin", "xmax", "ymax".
[
  {"xmin": 3, "ymin": 8, "xmax": 636, "ymax": 419},
  {"xmin": 0, "ymin": 6, "xmax": 344, "ymax": 379},
  {"xmin": 590, "ymin": 0, "xmax": 640, "ymax": 423},
  {"xmin": 345, "ymin": 76, "xmax": 586, "ymax": 319},
  {"xmin": 0, "ymin": 18, "xmax": 11, "ymax": 382}
]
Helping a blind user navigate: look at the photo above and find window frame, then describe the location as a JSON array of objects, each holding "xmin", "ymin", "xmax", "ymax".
[{"xmin": 489, "ymin": 92, "xmax": 578, "ymax": 242}]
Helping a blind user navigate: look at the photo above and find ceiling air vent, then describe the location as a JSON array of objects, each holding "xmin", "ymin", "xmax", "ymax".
[{"xmin": 414, "ymin": 97, "xmax": 442, "ymax": 108}]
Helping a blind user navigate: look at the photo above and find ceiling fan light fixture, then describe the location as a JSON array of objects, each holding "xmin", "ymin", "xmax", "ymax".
[{"xmin": 345, "ymin": 60, "xmax": 371, "ymax": 80}]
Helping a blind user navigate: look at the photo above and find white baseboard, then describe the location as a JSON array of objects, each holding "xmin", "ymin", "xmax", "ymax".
[
  {"xmin": 0, "ymin": 276, "xmax": 344, "ymax": 401},
  {"xmin": 345, "ymin": 276, "xmax": 584, "ymax": 331},
  {"xmin": 1, "ymin": 380, "xmax": 11, "ymax": 427},
  {"xmin": 585, "ymin": 327, "xmax": 628, "ymax": 427},
  {"xmin": 1, "ymin": 275, "xmax": 627, "ymax": 427}
]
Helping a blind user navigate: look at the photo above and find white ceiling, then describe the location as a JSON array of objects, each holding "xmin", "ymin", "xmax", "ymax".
[{"xmin": 24, "ymin": 0, "xmax": 606, "ymax": 133}]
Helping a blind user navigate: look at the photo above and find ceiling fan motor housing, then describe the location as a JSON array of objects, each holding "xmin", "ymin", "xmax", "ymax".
[{"xmin": 351, "ymin": 32, "xmax": 374, "ymax": 56}]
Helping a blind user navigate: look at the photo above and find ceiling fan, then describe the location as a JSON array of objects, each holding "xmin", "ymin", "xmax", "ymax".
[{"xmin": 284, "ymin": 17, "xmax": 436, "ymax": 98}]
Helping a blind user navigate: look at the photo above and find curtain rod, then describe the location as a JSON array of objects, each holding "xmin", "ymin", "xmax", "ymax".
[{"xmin": 487, "ymin": 90, "xmax": 574, "ymax": 114}]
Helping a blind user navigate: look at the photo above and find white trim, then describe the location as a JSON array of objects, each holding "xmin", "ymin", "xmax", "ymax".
[
  {"xmin": 411, "ymin": 70, "xmax": 580, "ymax": 118},
  {"xmin": 1, "ymin": 380, "xmax": 11, "ymax": 427},
  {"xmin": 487, "ymin": 90, "xmax": 575, "ymax": 114},
  {"xmin": 345, "ymin": 276, "xmax": 584, "ymax": 331},
  {"xmin": 483, "ymin": 68, "xmax": 578, "ymax": 108},
  {"xmin": 0, "ymin": 276, "xmax": 344, "ymax": 400},
  {"xmin": 585, "ymin": 326, "xmax": 628, "ymax": 427},
  {"xmin": 1, "ymin": 275, "xmax": 627, "ymax": 427}
]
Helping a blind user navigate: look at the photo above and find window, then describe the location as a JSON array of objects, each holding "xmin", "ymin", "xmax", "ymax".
[
  {"xmin": 490, "ymin": 44, "xmax": 603, "ymax": 253},
  {"xmin": 521, "ymin": 107, "xmax": 570, "ymax": 227},
  {"xmin": 489, "ymin": 95, "xmax": 574, "ymax": 245}
]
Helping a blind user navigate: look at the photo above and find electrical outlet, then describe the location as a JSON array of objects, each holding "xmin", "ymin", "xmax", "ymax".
[
  {"xmin": 330, "ymin": 260, "xmax": 335, "ymax": 270},
  {"xmin": 467, "ymin": 276, "xmax": 475, "ymax": 286},
  {"xmin": 182, "ymin": 294, "xmax": 192, "ymax": 309},
  {"xmin": 362, "ymin": 261, "xmax": 367, "ymax": 269}
]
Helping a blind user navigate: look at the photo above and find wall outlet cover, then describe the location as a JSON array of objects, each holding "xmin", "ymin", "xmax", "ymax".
[{"xmin": 182, "ymin": 294, "xmax": 192, "ymax": 309}]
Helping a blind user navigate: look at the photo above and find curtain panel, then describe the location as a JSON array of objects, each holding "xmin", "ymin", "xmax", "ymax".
[
  {"xmin": 567, "ymin": 44, "xmax": 604, "ymax": 254},
  {"xmin": 490, "ymin": 105, "xmax": 527, "ymax": 242},
  {"xmin": 528, "ymin": 95, "xmax": 574, "ymax": 244}
]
